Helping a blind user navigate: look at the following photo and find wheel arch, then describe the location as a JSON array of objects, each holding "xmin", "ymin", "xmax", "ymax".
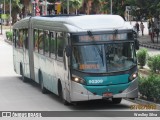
[
  {"xmin": 20, "ymin": 62, "xmax": 23, "ymax": 75},
  {"xmin": 38, "ymin": 69, "xmax": 42, "ymax": 84}
]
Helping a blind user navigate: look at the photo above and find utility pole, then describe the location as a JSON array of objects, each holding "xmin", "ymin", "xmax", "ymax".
[
  {"xmin": 67, "ymin": 0, "xmax": 69, "ymax": 14},
  {"xmin": 4, "ymin": 0, "xmax": 5, "ymax": 14},
  {"xmin": 9, "ymin": 0, "xmax": 11, "ymax": 31},
  {"xmin": 0, "ymin": 17, "xmax": 2, "ymax": 35},
  {"xmin": 0, "ymin": 4, "xmax": 3, "ymax": 35},
  {"xmin": 44, "ymin": 0, "xmax": 47, "ymax": 15},
  {"xmin": 110, "ymin": 0, "xmax": 112, "ymax": 14},
  {"xmin": 42, "ymin": 0, "xmax": 47, "ymax": 15},
  {"xmin": 4, "ymin": 0, "xmax": 5, "ymax": 25}
]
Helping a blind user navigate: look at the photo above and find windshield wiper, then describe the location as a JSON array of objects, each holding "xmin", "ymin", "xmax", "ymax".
[{"xmin": 87, "ymin": 31, "xmax": 104, "ymax": 65}]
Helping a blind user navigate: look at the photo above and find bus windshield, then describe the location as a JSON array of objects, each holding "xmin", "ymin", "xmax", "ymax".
[{"xmin": 72, "ymin": 42, "xmax": 136, "ymax": 73}]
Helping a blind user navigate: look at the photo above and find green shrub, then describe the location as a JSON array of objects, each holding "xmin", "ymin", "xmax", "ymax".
[
  {"xmin": 5, "ymin": 31, "xmax": 13, "ymax": 41},
  {"xmin": 6, "ymin": 31, "xmax": 9, "ymax": 40},
  {"xmin": 139, "ymin": 74, "xmax": 160, "ymax": 102},
  {"xmin": 148, "ymin": 55, "xmax": 160, "ymax": 73},
  {"xmin": 138, "ymin": 76, "xmax": 146, "ymax": 97},
  {"xmin": 136, "ymin": 48, "xmax": 148, "ymax": 68}
]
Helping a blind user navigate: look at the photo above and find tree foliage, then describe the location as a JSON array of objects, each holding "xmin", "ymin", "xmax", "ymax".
[
  {"xmin": 96, "ymin": 0, "xmax": 160, "ymax": 20},
  {"xmin": 0, "ymin": 0, "xmax": 23, "ymax": 24},
  {"xmin": 125, "ymin": 0, "xmax": 160, "ymax": 20},
  {"xmin": 60, "ymin": 0, "xmax": 83, "ymax": 14},
  {"xmin": 1, "ymin": 0, "xmax": 160, "ymax": 22}
]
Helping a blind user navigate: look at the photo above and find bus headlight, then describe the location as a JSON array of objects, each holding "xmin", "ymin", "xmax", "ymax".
[
  {"xmin": 71, "ymin": 75, "xmax": 86, "ymax": 85},
  {"xmin": 129, "ymin": 72, "xmax": 138, "ymax": 82}
]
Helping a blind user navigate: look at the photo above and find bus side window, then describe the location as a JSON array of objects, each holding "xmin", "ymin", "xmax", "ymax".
[
  {"xmin": 16, "ymin": 30, "xmax": 19, "ymax": 48},
  {"xmin": 38, "ymin": 30, "xmax": 44, "ymax": 55},
  {"xmin": 13, "ymin": 29, "xmax": 16, "ymax": 48},
  {"xmin": 57, "ymin": 32, "xmax": 66, "ymax": 60},
  {"xmin": 19, "ymin": 29, "xmax": 23, "ymax": 48},
  {"xmin": 34, "ymin": 29, "xmax": 38, "ymax": 52},
  {"xmin": 44, "ymin": 30, "xmax": 49, "ymax": 57},
  {"xmin": 50, "ymin": 31, "xmax": 56, "ymax": 58},
  {"xmin": 23, "ymin": 29, "xmax": 28, "ymax": 49}
]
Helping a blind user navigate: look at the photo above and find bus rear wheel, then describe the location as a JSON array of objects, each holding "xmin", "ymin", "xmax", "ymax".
[
  {"xmin": 39, "ymin": 72, "xmax": 48, "ymax": 94},
  {"xmin": 112, "ymin": 98, "xmax": 122, "ymax": 104},
  {"xmin": 20, "ymin": 65, "xmax": 27, "ymax": 82}
]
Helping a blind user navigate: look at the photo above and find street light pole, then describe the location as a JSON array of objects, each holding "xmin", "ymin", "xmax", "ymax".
[
  {"xmin": 9, "ymin": 0, "xmax": 11, "ymax": 31},
  {"xmin": 4, "ymin": 0, "xmax": 5, "ymax": 14},
  {"xmin": 67, "ymin": 0, "xmax": 69, "ymax": 14},
  {"xmin": 0, "ymin": 17, "xmax": 2, "ymax": 35},
  {"xmin": 110, "ymin": 0, "xmax": 112, "ymax": 14},
  {"xmin": 3, "ymin": 0, "xmax": 5, "ymax": 26},
  {"xmin": 0, "ymin": 4, "xmax": 3, "ymax": 35},
  {"xmin": 4, "ymin": 0, "xmax": 6, "ymax": 14}
]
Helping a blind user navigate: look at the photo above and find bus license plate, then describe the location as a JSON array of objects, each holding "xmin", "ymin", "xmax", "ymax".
[{"xmin": 103, "ymin": 92, "xmax": 113, "ymax": 98}]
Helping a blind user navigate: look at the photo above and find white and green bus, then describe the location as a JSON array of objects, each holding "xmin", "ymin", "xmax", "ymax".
[{"xmin": 13, "ymin": 14, "xmax": 139, "ymax": 105}]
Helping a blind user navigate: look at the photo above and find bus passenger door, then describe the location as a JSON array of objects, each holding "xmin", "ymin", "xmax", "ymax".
[
  {"xmin": 23, "ymin": 29, "xmax": 30, "ymax": 78},
  {"xmin": 63, "ymin": 50, "xmax": 71, "ymax": 102},
  {"xmin": 56, "ymin": 32, "xmax": 71, "ymax": 102},
  {"xmin": 13, "ymin": 29, "xmax": 17, "ymax": 72}
]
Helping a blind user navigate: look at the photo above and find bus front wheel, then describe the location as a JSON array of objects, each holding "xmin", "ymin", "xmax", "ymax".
[
  {"xmin": 112, "ymin": 98, "xmax": 122, "ymax": 104},
  {"xmin": 58, "ymin": 81, "xmax": 70, "ymax": 105}
]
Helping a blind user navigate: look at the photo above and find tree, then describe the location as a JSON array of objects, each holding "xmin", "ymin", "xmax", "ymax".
[
  {"xmin": 70, "ymin": 0, "xmax": 83, "ymax": 14},
  {"xmin": 61, "ymin": 0, "xmax": 83, "ymax": 14},
  {"xmin": 0, "ymin": 0, "xmax": 23, "ymax": 24},
  {"xmin": 125, "ymin": 0, "xmax": 160, "ymax": 20},
  {"xmin": 11, "ymin": 0, "xmax": 23, "ymax": 23},
  {"xmin": 90, "ymin": 0, "xmax": 99, "ymax": 14},
  {"xmin": 99, "ymin": 0, "xmax": 110, "ymax": 14}
]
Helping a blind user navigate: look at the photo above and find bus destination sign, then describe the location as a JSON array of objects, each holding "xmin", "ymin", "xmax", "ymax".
[{"xmin": 78, "ymin": 33, "xmax": 127, "ymax": 42}]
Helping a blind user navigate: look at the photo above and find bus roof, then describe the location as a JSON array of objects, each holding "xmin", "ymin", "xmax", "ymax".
[{"xmin": 13, "ymin": 15, "xmax": 133, "ymax": 32}]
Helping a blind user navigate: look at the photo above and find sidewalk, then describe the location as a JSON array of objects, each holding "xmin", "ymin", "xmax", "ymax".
[
  {"xmin": 0, "ymin": 29, "xmax": 7, "ymax": 40},
  {"xmin": 138, "ymin": 34, "xmax": 160, "ymax": 70},
  {"xmin": 138, "ymin": 34, "xmax": 160, "ymax": 50},
  {"xmin": 0, "ymin": 29, "xmax": 12, "ymax": 45}
]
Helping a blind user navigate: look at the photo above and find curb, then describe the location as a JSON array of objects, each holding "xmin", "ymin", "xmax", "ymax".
[
  {"xmin": 4, "ymin": 39, "xmax": 12, "ymax": 45},
  {"xmin": 138, "ymin": 69, "xmax": 150, "ymax": 75},
  {"xmin": 125, "ymin": 98, "xmax": 160, "ymax": 110},
  {"xmin": 139, "ymin": 42, "xmax": 160, "ymax": 50}
]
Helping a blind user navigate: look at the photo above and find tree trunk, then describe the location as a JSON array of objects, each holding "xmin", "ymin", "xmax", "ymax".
[{"xmin": 12, "ymin": 13, "xmax": 17, "ymax": 24}]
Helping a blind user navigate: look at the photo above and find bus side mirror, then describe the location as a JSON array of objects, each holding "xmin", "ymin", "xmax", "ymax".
[
  {"xmin": 65, "ymin": 45, "xmax": 71, "ymax": 57},
  {"xmin": 135, "ymin": 40, "xmax": 139, "ymax": 50}
]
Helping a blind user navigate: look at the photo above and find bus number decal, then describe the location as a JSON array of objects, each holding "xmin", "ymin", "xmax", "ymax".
[{"xmin": 89, "ymin": 79, "xmax": 103, "ymax": 84}]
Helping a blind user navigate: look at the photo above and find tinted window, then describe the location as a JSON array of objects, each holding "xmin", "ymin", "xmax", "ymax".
[
  {"xmin": 57, "ymin": 32, "xmax": 66, "ymax": 60},
  {"xmin": 13, "ymin": 29, "xmax": 16, "ymax": 48},
  {"xmin": 50, "ymin": 31, "xmax": 56, "ymax": 58},
  {"xmin": 15, "ymin": 30, "xmax": 19, "ymax": 48},
  {"xmin": 19, "ymin": 29, "xmax": 23, "ymax": 48},
  {"xmin": 38, "ymin": 30, "xmax": 44, "ymax": 54},
  {"xmin": 72, "ymin": 43, "xmax": 136, "ymax": 73},
  {"xmin": 23, "ymin": 29, "xmax": 28, "ymax": 49},
  {"xmin": 34, "ymin": 29, "xmax": 39, "ymax": 52},
  {"xmin": 44, "ymin": 31, "xmax": 49, "ymax": 57}
]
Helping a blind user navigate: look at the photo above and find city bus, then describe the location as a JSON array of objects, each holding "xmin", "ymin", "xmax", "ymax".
[{"xmin": 12, "ymin": 14, "xmax": 139, "ymax": 105}]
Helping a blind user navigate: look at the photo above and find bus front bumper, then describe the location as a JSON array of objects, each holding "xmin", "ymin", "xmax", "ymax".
[{"xmin": 70, "ymin": 78, "xmax": 138, "ymax": 102}]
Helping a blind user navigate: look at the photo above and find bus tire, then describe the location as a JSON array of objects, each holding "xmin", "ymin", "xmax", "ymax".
[
  {"xmin": 20, "ymin": 64, "xmax": 27, "ymax": 82},
  {"xmin": 39, "ymin": 71, "xmax": 48, "ymax": 94},
  {"xmin": 112, "ymin": 98, "xmax": 122, "ymax": 104},
  {"xmin": 58, "ymin": 81, "xmax": 70, "ymax": 105}
]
